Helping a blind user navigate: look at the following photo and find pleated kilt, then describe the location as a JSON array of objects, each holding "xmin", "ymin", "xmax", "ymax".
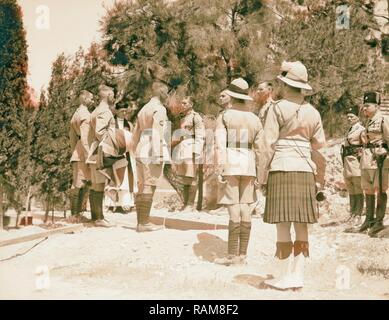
[{"xmin": 264, "ymin": 171, "xmax": 318, "ymax": 224}]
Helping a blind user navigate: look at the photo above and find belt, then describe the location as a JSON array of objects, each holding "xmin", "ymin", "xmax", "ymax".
[
  {"xmin": 365, "ymin": 143, "xmax": 388, "ymax": 149},
  {"xmin": 276, "ymin": 138, "xmax": 311, "ymax": 148},
  {"xmin": 227, "ymin": 142, "xmax": 253, "ymax": 149}
]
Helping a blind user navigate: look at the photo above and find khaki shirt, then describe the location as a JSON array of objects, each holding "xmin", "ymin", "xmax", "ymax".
[
  {"xmin": 132, "ymin": 97, "xmax": 169, "ymax": 162},
  {"xmin": 86, "ymin": 101, "xmax": 115, "ymax": 164},
  {"xmin": 258, "ymin": 99, "xmax": 273, "ymax": 127},
  {"xmin": 69, "ymin": 105, "xmax": 91, "ymax": 162},
  {"xmin": 215, "ymin": 107, "xmax": 263, "ymax": 177},
  {"xmin": 171, "ymin": 110, "xmax": 205, "ymax": 162},
  {"xmin": 343, "ymin": 122, "xmax": 364, "ymax": 178},
  {"xmin": 360, "ymin": 110, "xmax": 389, "ymax": 170},
  {"xmin": 258, "ymin": 100, "xmax": 326, "ymax": 185}
]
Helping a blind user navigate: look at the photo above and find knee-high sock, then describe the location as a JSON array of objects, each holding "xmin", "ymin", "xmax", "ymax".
[
  {"xmin": 239, "ymin": 221, "xmax": 251, "ymax": 255},
  {"xmin": 228, "ymin": 220, "xmax": 240, "ymax": 256}
]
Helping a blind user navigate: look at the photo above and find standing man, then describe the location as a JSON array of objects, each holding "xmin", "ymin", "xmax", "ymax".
[
  {"xmin": 219, "ymin": 90, "xmax": 232, "ymax": 110},
  {"xmin": 214, "ymin": 78, "xmax": 263, "ymax": 265},
  {"xmin": 341, "ymin": 105, "xmax": 365, "ymax": 222},
  {"xmin": 87, "ymin": 84, "xmax": 116, "ymax": 227},
  {"xmin": 255, "ymin": 81, "xmax": 274, "ymax": 126},
  {"xmin": 69, "ymin": 90, "xmax": 94, "ymax": 222},
  {"xmin": 132, "ymin": 82, "xmax": 170, "ymax": 232},
  {"xmin": 359, "ymin": 92, "xmax": 389, "ymax": 236},
  {"xmin": 171, "ymin": 96, "xmax": 205, "ymax": 211}
]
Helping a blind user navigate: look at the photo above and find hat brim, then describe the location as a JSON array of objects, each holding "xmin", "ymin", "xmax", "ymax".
[
  {"xmin": 224, "ymin": 89, "xmax": 253, "ymax": 101},
  {"xmin": 277, "ymin": 75, "xmax": 312, "ymax": 91}
]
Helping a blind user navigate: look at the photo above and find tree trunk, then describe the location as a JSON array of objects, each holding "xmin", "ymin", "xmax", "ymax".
[{"xmin": 44, "ymin": 197, "xmax": 50, "ymax": 223}]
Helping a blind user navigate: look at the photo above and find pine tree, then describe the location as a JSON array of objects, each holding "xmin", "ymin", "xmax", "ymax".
[
  {"xmin": 32, "ymin": 55, "xmax": 75, "ymax": 219},
  {"xmin": 0, "ymin": 0, "xmax": 30, "ymax": 227}
]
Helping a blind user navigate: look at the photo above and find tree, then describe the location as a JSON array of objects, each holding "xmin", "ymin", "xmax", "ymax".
[
  {"xmin": 0, "ymin": 0, "xmax": 30, "ymax": 226},
  {"xmin": 272, "ymin": 0, "xmax": 388, "ymax": 136},
  {"xmin": 100, "ymin": 0, "xmax": 274, "ymax": 114}
]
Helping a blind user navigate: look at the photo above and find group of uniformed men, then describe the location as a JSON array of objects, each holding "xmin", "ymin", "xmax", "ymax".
[
  {"xmin": 342, "ymin": 92, "xmax": 388, "ymax": 237},
  {"xmin": 68, "ymin": 77, "xmax": 388, "ymax": 240}
]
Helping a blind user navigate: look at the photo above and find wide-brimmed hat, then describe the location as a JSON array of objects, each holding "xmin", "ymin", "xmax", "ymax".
[
  {"xmin": 277, "ymin": 61, "xmax": 312, "ymax": 91},
  {"xmin": 363, "ymin": 91, "xmax": 381, "ymax": 105},
  {"xmin": 224, "ymin": 78, "xmax": 253, "ymax": 101}
]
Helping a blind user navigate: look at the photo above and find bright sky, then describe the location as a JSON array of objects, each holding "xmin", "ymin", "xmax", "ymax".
[{"xmin": 18, "ymin": 0, "xmax": 117, "ymax": 96}]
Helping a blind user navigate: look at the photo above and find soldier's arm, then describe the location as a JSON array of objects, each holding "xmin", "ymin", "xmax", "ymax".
[
  {"xmin": 69, "ymin": 125, "xmax": 78, "ymax": 152},
  {"xmin": 257, "ymin": 103, "xmax": 280, "ymax": 185},
  {"xmin": 193, "ymin": 113, "xmax": 205, "ymax": 155},
  {"xmin": 382, "ymin": 116, "xmax": 389, "ymax": 145},
  {"xmin": 95, "ymin": 110, "xmax": 112, "ymax": 142},
  {"xmin": 214, "ymin": 114, "xmax": 227, "ymax": 175},
  {"xmin": 311, "ymin": 112, "xmax": 326, "ymax": 150},
  {"xmin": 152, "ymin": 108, "xmax": 168, "ymax": 158},
  {"xmin": 131, "ymin": 120, "xmax": 141, "ymax": 154},
  {"xmin": 253, "ymin": 120, "xmax": 264, "ymax": 181},
  {"xmin": 79, "ymin": 113, "xmax": 91, "ymax": 159}
]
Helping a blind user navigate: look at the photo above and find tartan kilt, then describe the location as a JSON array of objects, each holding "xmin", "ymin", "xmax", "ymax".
[{"xmin": 264, "ymin": 171, "xmax": 318, "ymax": 224}]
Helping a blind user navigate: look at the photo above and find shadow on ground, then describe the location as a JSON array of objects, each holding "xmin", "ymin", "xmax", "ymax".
[{"xmin": 192, "ymin": 232, "xmax": 228, "ymax": 262}]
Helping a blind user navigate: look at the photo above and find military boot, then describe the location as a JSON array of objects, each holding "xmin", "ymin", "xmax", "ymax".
[
  {"xmin": 369, "ymin": 193, "xmax": 387, "ymax": 236},
  {"xmin": 359, "ymin": 194, "xmax": 375, "ymax": 232}
]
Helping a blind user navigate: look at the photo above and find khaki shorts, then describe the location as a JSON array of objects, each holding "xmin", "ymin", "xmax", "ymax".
[
  {"xmin": 176, "ymin": 161, "xmax": 197, "ymax": 178},
  {"xmin": 361, "ymin": 169, "xmax": 388, "ymax": 193},
  {"xmin": 136, "ymin": 161, "xmax": 163, "ymax": 190},
  {"xmin": 71, "ymin": 161, "xmax": 90, "ymax": 188},
  {"xmin": 344, "ymin": 176, "xmax": 362, "ymax": 195},
  {"xmin": 217, "ymin": 175, "xmax": 256, "ymax": 205},
  {"xmin": 89, "ymin": 163, "xmax": 107, "ymax": 185}
]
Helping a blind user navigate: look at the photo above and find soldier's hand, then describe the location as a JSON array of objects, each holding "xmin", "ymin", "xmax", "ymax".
[
  {"xmin": 217, "ymin": 174, "xmax": 227, "ymax": 184},
  {"xmin": 260, "ymin": 184, "xmax": 267, "ymax": 196}
]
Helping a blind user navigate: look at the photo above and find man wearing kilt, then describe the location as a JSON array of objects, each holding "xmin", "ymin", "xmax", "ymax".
[
  {"xmin": 359, "ymin": 92, "xmax": 389, "ymax": 237},
  {"xmin": 214, "ymin": 78, "xmax": 263, "ymax": 265},
  {"xmin": 341, "ymin": 106, "xmax": 365, "ymax": 223},
  {"xmin": 258, "ymin": 61, "xmax": 326, "ymax": 290}
]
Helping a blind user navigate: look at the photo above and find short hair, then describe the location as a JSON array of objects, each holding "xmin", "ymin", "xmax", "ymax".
[{"xmin": 79, "ymin": 90, "xmax": 92, "ymax": 99}]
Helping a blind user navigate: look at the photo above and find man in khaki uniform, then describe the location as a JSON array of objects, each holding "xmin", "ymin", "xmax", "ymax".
[
  {"xmin": 214, "ymin": 78, "xmax": 263, "ymax": 265},
  {"xmin": 359, "ymin": 92, "xmax": 389, "ymax": 236},
  {"xmin": 69, "ymin": 90, "xmax": 94, "ymax": 221},
  {"xmin": 219, "ymin": 90, "xmax": 232, "ymax": 110},
  {"xmin": 86, "ymin": 85, "xmax": 116, "ymax": 227},
  {"xmin": 255, "ymin": 81, "xmax": 274, "ymax": 126},
  {"xmin": 341, "ymin": 105, "xmax": 365, "ymax": 221},
  {"xmin": 171, "ymin": 96, "xmax": 205, "ymax": 211},
  {"xmin": 132, "ymin": 82, "xmax": 170, "ymax": 232}
]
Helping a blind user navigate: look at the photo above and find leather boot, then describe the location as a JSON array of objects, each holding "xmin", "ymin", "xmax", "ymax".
[
  {"xmin": 136, "ymin": 194, "xmax": 162, "ymax": 232},
  {"xmin": 369, "ymin": 193, "xmax": 387, "ymax": 236},
  {"xmin": 264, "ymin": 241, "xmax": 295, "ymax": 290},
  {"xmin": 359, "ymin": 194, "xmax": 375, "ymax": 232},
  {"xmin": 239, "ymin": 221, "xmax": 252, "ymax": 258},
  {"xmin": 214, "ymin": 221, "xmax": 240, "ymax": 266},
  {"xmin": 69, "ymin": 188, "xmax": 80, "ymax": 216}
]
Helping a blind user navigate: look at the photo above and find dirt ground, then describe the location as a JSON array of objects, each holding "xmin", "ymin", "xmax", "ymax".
[
  {"xmin": 1, "ymin": 203, "xmax": 389, "ymax": 300},
  {"xmin": 1, "ymin": 140, "xmax": 389, "ymax": 300}
]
